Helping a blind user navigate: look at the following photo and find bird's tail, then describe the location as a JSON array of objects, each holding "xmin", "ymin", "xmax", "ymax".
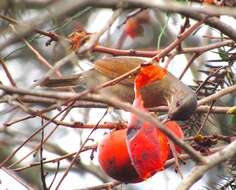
[{"xmin": 40, "ymin": 73, "xmax": 83, "ymax": 87}]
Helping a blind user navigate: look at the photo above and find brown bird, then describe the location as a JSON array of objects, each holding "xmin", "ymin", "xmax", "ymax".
[{"xmin": 42, "ymin": 57, "xmax": 197, "ymax": 120}]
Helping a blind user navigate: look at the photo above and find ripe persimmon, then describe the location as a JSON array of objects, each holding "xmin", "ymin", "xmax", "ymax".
[
  {"xmin": 98, "ymin": 127, "xmax": 170, "ymax": 183},
  {"xmin": 98, "ymin": 129, "xmax": 142, "ymax": 183}
]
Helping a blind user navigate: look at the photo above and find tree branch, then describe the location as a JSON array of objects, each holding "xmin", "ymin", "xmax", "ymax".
[{"xmin": 176, "ymin": 139, "xmax": 236, "ymax": 190}]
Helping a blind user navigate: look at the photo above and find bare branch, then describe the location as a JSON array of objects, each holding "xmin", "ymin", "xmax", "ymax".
[
  {"xmin": 198, "ymin": 84, "xmax": 236, "ymax": 105},
  {"xmin": 176, "ymin": 139, "xmax": 236, "ymax": 190}
]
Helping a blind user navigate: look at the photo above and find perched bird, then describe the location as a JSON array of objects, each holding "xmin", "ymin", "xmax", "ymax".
[{"xmin": 42, "ymin": 57, "xmax": 197, "ymax": 120}]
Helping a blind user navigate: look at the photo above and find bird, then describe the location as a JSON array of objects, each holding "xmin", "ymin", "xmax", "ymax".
[{"xmin": 41, "ymin": 57, "xmax": 197, "ymax": 120}]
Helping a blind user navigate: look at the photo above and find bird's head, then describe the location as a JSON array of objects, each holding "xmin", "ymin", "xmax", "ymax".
[{"xmin": 168, "ymin": 94, "xmax": 197, "ymax": 120}]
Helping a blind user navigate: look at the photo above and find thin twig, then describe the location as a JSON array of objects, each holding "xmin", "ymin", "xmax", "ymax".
[
  {"xmin": 8, "ymin": 101, "xmax": 76, "ymax": 168},
  {"xmin": 0, "ymin": 59, "xmax": 17, "ymax": 87},
  {"xmin": 13, "ymin": 144, "xmax": 97, "ymax": 172},
  {"xmin": 39, "ymin": 119, "xmax": 47, "ymax": 190},
  {"xmin": 48, "ymin": 162, "xmax": 60, "ymax": 189},
  {"xmin": 196, "ymin": 101, "xmax": 215, "ymax": 135},
  {"xmin": 0, "ymin": 99, "xmax": 74, "ymax": 168},
  {"xmin": 179, "ymin": 53, "xmax": 200, "ymax": 80},
  {"xmin": 150, "ymin": 18, "xmax": 207, "ymax": 62},
  {"xmin": 21, "ymin": 38, "xmax": 61, "ymax": 77},
  {"xmin": 55, "ymin": 109, "xmax": 108, "ymax": 189},
  {"xmin": 94, "ymin": 40, "xmax": 234, "ymax": 57},
  {"xmin": 198, "ymin": 84, "xmax": 236, "ymax": 105},
  {"xmin": 196, "ymin": 66, "xmax": 227, "ymax": 94}
]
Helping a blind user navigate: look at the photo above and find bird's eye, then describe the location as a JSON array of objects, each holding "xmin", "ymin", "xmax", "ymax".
[{"xmin": 176, "ymin": 100, "xmax": 180, "ymax": 107}]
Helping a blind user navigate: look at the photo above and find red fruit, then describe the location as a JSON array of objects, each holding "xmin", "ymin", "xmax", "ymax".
[
  {"xmin": 124, "ymin": 18, "xmax": 143, "ymax": 39},
  {"xmin": 165, "ymin": 121, "xmax": 184, "ymax": 155},
  {"xmin": 98, "ymin": 128, "xmax": 169, "ymax": 183},
  {"xmin": 98, "ymin": 129, "xmax": 141, "ymax": 183}
]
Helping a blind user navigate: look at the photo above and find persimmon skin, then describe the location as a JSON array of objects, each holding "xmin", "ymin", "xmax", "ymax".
[
  {"xmin": 165, "ymin": 121, "xmax": 184, "ymax": 154},
  {"xmin": 98, "ymin": 128, "xmax": 170, "ymax": 183},
  {"xmin": 98, "ymin": 129, "xmax": 142, "ymax": 183}
]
